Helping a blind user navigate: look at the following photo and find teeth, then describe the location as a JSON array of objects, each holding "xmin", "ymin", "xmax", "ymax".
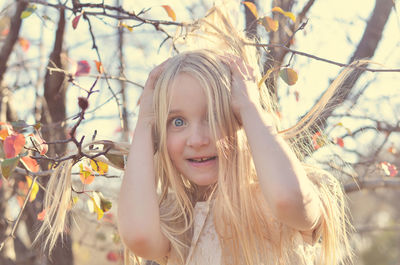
[{"xmin": 191, "ymin": 157, "xmax": 213, "ymax": 162}]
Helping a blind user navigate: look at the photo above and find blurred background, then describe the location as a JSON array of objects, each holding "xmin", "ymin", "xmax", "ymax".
[{"xmin": 0, "ymin": 0, "xmax": 399, "ymax": 264}]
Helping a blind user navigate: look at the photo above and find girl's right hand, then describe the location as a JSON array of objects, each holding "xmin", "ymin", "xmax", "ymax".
[{"xmin": 138, "ymin": 59, "xmax": 170, "ymax": 124}]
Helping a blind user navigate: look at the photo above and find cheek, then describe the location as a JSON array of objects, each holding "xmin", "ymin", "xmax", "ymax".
[{"xmin": 166, "ymin": 133, "xmax": 184, "ymax": 161}]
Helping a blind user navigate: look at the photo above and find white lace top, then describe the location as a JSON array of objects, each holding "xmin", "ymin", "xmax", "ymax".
[{"xmin": 165, "ymin": 198, "xmax": 322, "ymax": 265}]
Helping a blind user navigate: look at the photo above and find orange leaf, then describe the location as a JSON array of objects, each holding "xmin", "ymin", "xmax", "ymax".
[
  {"xmin": 18, "ymin": 38, "xmax": 30, "ymax": 52},
  {"xmin": 161, "ymin": 5, "xmax": 176, "ymax": 21},
  {"xmin": 4, "ymin": 133, "xmax": 26, "ymax": 158},
  {"xmin": 94, "ymin": 60, "xmax": 104, "ymax": 74},
  {"xmin": 0, "ymin": 129, "xmax": 9, "ymax": 140},
  {"xmin": 260, "ymin": 16, "xmax": 279, "ymax": 32},
  {"xmin": 242, "ymin": 1, "xmax": 258, "ymax": 19},
  {"xmin": 37, "ymin": 209, "xmax": 46, "ymax": 221},
  {"xmin": 79, "ymin": 163, "xmax": 95, "ymax": 185},
  {"xmin": 21, "ymin": 156, "xmax": 40, "ymax": 172}
]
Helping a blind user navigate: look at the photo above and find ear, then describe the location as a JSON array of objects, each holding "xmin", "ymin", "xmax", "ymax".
[{"xmin": 152, "ymin": 125, "xmax": 159, "ymax": 154}]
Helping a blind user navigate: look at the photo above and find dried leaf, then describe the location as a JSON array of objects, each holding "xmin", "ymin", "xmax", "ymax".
[
  {"xmin": 161, "ymin": 5, "xmax": 176, "ymax": 21},
  {"xmin": 279, "ymin": 68, "xmax": 298, "ymax": 86},
  {"xmin": 271, "ymin": 6, "xmax": 296, "ymax": 23},
  {"xmin": 242, "ymin": 1, "xmax": 258, "ymax": 19},
  {"xmin": 260, "ymin": 16, "xmax": 279, "ymax": 32}
]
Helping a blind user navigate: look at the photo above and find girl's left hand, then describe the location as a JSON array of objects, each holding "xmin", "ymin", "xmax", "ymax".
[{"xmin": 221, "ymin": 55, "xmax": 261, "ymax": 124}]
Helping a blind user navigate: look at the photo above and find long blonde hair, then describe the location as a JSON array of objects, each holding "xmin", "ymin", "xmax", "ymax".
[{"xmin": 35, "ymin": 5, "xmax": 357, "ymax": 265}]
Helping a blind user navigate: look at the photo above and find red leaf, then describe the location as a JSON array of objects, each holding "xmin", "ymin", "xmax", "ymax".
[
  {"xmin": 106, "ymin": 251, "xmax": 120, "ymax": 262},
  {"xmin": 4, "ymin": 134, "xmax": 26, "ymax": 158},
  {"xmin": 381, "ymin": 162, "xmax": 398, "ymax": 177},
  {"xmin": 21, "ymin": 156, "xmax": 39, "ymax": 172},
  {"xmin": 72, "ymin": 14, "xmax": 81, "ymax": 30},
  {"xmin": 335, "ymin": 137, "xmax": 344, "ymax": 147},
  {"xmin": 75, "ymin": 60, "xmax": 91, "ymax": 76}
]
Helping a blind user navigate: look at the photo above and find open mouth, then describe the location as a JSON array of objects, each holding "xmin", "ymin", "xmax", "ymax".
[{"xmin": 187, "ymin": 156, "xmax": 217, "ymax": 163}]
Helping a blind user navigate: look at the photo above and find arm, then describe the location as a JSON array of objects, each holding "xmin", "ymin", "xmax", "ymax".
[
  {"xmin": 117, "ymin": 62, "xmax": 170, "ymax": 260},
  {"xmin": 226, "ymin": 56, "xmax": 321, "ymax": 231}
]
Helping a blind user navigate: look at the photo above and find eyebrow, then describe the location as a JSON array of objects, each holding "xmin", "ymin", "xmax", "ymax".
[{"xmin": 168, "ymin": 109, "xmax": 181, "ymax": 114}]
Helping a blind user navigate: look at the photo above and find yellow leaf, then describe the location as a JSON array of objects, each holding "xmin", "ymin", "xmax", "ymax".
[
  {"xmin": 90, "ymin": 196, "xmax": 104, "ymax": 220},
  {"xmin": 161, "ymin": 5, "xmax": 176, "ymax": 21},
  {"xmin": 90, "ymin": 159, "xmax": 108, "ymax": 175},
  {"xmin": 260, "ymin": 16, "xmax": 279, "ymax": 32},
  {"xmin": 118, "ymin": 22, "xmax": 133, "ymax": 32},
  {"xmin": 271, "ymin": 6, "xmax": 296, "ymax": 23},
  {"xmin": 258, "ymin": 67, "xmax": 279, "ymax": 88},
  {"xmin": 242, "ymin": 1, "xmax": 258, "ymax": 19},
  {"xmin": 25, "ymin": 176, "xmax": 39, "ymax": 202}
]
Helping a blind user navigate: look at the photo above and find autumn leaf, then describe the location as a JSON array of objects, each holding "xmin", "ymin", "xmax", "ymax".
[
  {"xmin": 94, "ymin": 60, "xmax": 104, "ymax": 74},
  {"xmin": 279, "ymin": 68, "xmax": 298, "ymax": 86},
  {"xmin": 37, "ymin": 209, "xmax": 46, "ymax": 221},
  {"xmin": 72, "ymin": 14, "xmax": 81, "ymax": 30},
  {"xmin": 271, "ymin": 6, "xmax": 296, "ymax": 23},
  {"xmin": 18, "ymin": 38, "xmax": 30, "ymax": 52},
  {"xmin": 79, "ymin": 163, "xmax": 95, "ymax": 185},
  {"xmin": 21, "ymin": 4, "xmax": 37, "ymax": 19},
  {"xmin": 0, "ymin": 129, "xmax": 9, "ymax": 140},
  {"xmin": 26, "ymin": 176, "xmax": 39, "ymax": 202},
  {"xmin": 388, "ymin": 145, "xmax": 397, "ymax": 154},
  {"xmin": 90, "ymin": 159, "xmax": 108, "ymax": 175},
  {"xmin": 242, "ymin": 1, "xmax": 258, "ymax": 19},
  {"xmin": 21, "ymin": 156, "xmax": 40, "ymax": 172},
  {"xmin": 161, "ymin": 5, "xmax": 176, "ymax": 21},
  {"xmin": 105, "ymin": 153, "xmax": 125, "ymax": 169},
  {"xmin": 260, "ymin": 16, "xmax": 279, "ymax": 32},
  {"xmin": 106, "ymin": 251, "xmax": 120, "ymax": 262},
  {"xmin": 4, "ymin": 133, "xmax": 26, "ymax": 158},
  {"xmin": 380, "ymin": 162, "xmax": 398, "ymax": 177},
  {"xmin": 312, "ymin": 132, "xmax": 328, "ymax": 150},
  {"xmin": 98, "ymin": 192, "xmax": 112, "ymax": 212},
  {"xmin": 335, "ymin": 137, "xmax": 344, "ymax": 148},
  {"xmin": 1, "ymin": 157, "xmax": 19, "ymax": 179},
  {"xmin": 28, "ymin": 133, "xmax": 48, "ymax": 155},
  {"xmin": 75, "ymin": 60, "xmax": 91, "ymax": 76},
  {"xmin": 89, "ymin": 195, "xmax": 104, "ymax": 220},
  {"xmin": 119, "ymin": 22, "xmax": 133, "ymax": 32}
]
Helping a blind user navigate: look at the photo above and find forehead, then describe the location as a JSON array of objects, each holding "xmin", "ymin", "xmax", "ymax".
[{"xmin": 168, "ymin": 73, "xmax": 208, "ymax": 107}]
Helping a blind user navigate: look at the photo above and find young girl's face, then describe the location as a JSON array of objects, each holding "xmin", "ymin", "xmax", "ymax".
[{"xmin": 166, "ymin": 73, "xmax": 219, "ymax": 187}]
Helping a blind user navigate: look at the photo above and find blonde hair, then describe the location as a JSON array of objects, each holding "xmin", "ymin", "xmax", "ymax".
[{"xmin": 34, "ymin": 5, "xmax": 358, "ymax": 265}]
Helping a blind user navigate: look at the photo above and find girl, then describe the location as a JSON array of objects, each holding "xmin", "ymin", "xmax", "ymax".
[
  {"xmin": 34, "ymin": 6, "xmax": 355, "ymax": 265},
  {"xmin": 118, "ymin": 7, "xmax": 354, "ymax": 265}
]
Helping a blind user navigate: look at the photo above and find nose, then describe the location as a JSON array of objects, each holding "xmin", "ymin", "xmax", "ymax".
[{"xmin": 187, "ymin": 123, "xmax": 210, "ymax": 148}]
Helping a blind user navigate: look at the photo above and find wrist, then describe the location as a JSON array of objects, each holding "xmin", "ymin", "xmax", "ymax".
[{"xmin": 240, "ymin": 102, "xmax": 277, "ymax": 134}]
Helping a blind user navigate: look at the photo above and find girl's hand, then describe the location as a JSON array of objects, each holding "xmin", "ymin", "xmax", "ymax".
[
  {"xmin": 221, "ymin": 55, "xmax": 261, "ymax": 124},
  {"xmin": 138, "ymin": 59, "xmax": 169, "ymax": 125}
]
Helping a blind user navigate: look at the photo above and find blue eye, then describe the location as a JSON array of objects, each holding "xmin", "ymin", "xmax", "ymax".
[{"xmin": 172, "ymin": 117, "xmax": 185, "ymax": 127}]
